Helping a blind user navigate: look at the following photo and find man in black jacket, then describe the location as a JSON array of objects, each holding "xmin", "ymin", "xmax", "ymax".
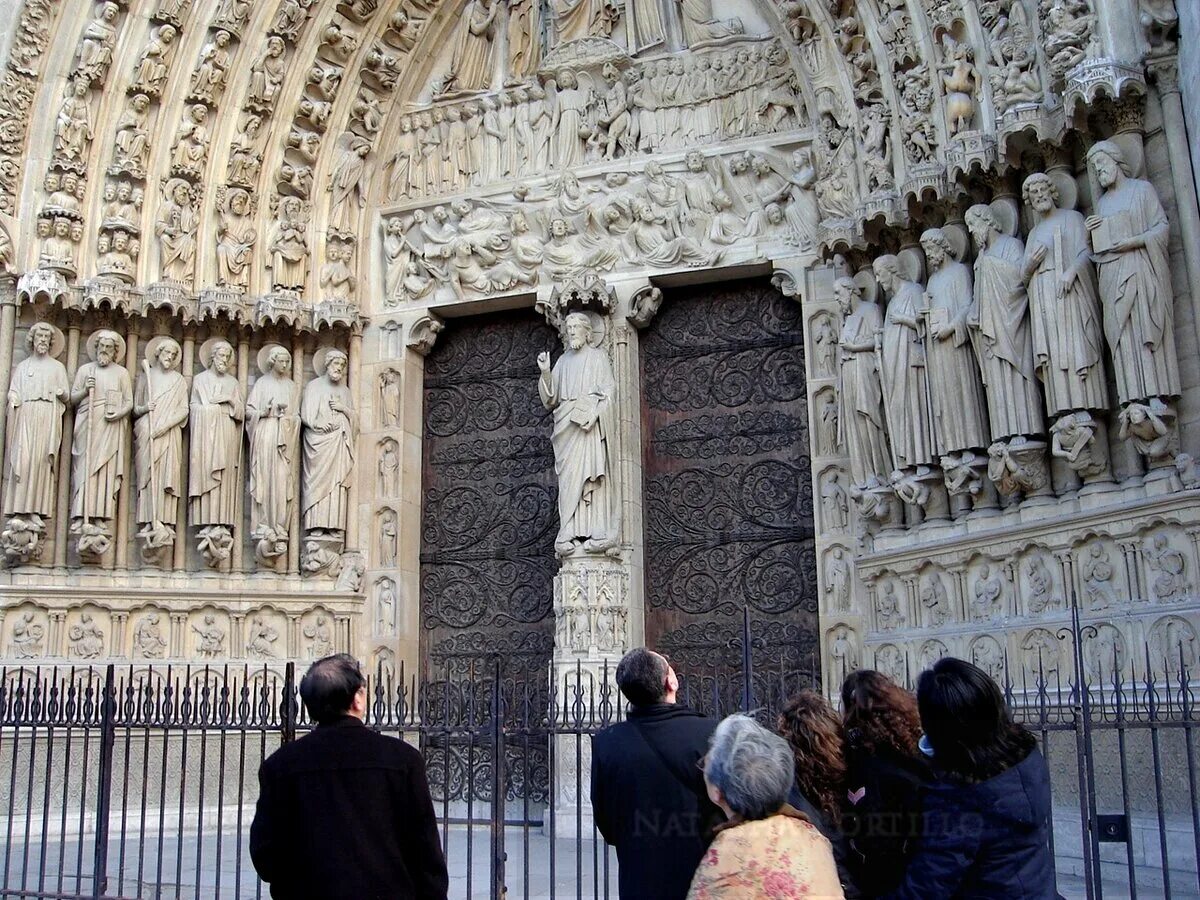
[
  {"xmin": 250, "ymin": 654, "xmax": 448, "ymax": 900},
  {"xmin": 591, "ymin": 648, "xmax": 724, "ymax": 900}
]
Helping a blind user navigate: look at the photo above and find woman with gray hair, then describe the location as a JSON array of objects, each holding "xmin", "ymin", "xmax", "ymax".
[{"xmin": 688, "ymin": 714, "xmax": 844, "ymax": 898}]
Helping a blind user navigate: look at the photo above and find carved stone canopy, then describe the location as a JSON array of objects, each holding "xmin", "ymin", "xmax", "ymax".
[{"xmin": 539, "ymin": 273, "xmax": 615, "ymax": 331}]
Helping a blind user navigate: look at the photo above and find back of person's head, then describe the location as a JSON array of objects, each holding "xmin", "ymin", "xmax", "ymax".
[
  {"xmin": 704, "ymin": 714, "xmax": 795, "ymax": 821},
  {"xmin": 615, "ymin": 647, "xmax": 668, "ymax": 706},
  {"xmin": 777, "ymin": 690, "xmax": 847, "ymax": 825},
  {"xmin": 841, "ymin": 669, "xmax": 922, "ymax": 758},
  {"xmin": 917, "ymin": 657, "xmax": 1036, "ymax": 783},
  {"xmin": 299, "ymin": 654, "xmax": 365, "ymax": 724}
]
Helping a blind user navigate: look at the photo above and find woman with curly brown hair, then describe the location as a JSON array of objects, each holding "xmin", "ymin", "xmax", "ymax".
[
  {"xmin": 840, "ymin": 670, "xmax": 932, "ymax": 897},
  {"xmin": 777, "ymin": 690, "xmax": 861, "ymax": 897}
]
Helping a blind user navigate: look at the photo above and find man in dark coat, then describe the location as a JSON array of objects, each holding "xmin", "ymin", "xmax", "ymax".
[
  {"xmin": 590, "ymin": 648, "xmax": 724, "ymax": 900},
  {"xmin": 250, "ymin": 654, "xmax": 448, "ymax": 900}
]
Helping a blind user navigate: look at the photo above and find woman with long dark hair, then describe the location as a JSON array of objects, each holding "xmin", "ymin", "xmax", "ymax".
[
  {"xmin": 882, "ymin": 657, "xmax": 1059, "ymax": 899},
  {"xmin": 778, "ymin": 690, "xmax": 861, "ymax": 898},
  {"xmin": 840, "ymin": 670, "xmax": 931, "ymax": 897}
]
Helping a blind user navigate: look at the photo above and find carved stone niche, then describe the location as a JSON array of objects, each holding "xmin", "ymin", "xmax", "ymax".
[
  {"xmin": 827, "ymin": 622, "xmax": 860, "ymax": 685},
  {"xmin": 190, "ymin": 607, "xmax": 229, "ymax": 660},
  {"xmin": 1020, "ymin": 627, "xmax": 1062, "ymax": 685},
  {"xmin": 916, "ymin": 637, "xmax": 949, "ymax": 672},
  {"xmin": 66, "ymin": 606, "xmax": 108, "ymax": 660},
  {"xmin": 1141, "ymin": 526, "xmax": 1190, "ymax": 604},
  {"xmin": 552, "ymin": 556, "xmax": 629, "ymax": 661},
  {"xmin": 130, "ymin": 606, "xmax": 171, "ymax": 660},
  {"xmin": 818, "ymin": 466, "xmax": 849, "ymax": 534},
  {"xmin": 244, "ymin": 607, "xmax": 285, "ymax": 661},
  {"xmin": 823, "ymin": 544, "xmax": 853, "ymax": 614},
  {"xmin": 1083, "ymin": 622, "xmax": 1129, "ymax": 682},
  {"xmin": 1148, "ymin": 615, "xmax": 1198, "ymax": 679},
  {"xmin": 916, "ymin": 566, "xmax": 956, "ymax": 629},
  {"xmin": 966, "ymin": 555, "xmax": 1007, "ymax": 623},
  {"xmin": 969, "ymin": 633, "xmax": 1006, "ymax": 684},
  {"xmin": 1018, "ymin": 546, "xmax": 1064, "ymax": 617},
  {"xmin": 1074, "ymin": 533, "xmax": 1124, "ymax": 613},
  {"xmin": 872, "ymin": 574, "xmax": 907, "ymax": 634},
  {"xmin": 873, "ymin": 642, "xmax": 907, "ymax": 686},
  {"xmin": 301, "ymin": 607, "xmax": 337, "ymax": 659},
  {"xmin": 5, "ymin": 604, "xmax": 49, "ymax": 659}
]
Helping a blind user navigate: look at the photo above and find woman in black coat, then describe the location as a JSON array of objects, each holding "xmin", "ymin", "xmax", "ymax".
[
  {"xmin": 882, "ymin": 657, "xmax": 1060, "ymax": 900},
  {"xmin": 839, "ymin": 671, "xmax": 932, "ymax": 897}
]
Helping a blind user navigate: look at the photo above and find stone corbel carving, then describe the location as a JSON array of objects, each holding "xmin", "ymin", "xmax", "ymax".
[
  {"xmin": 625, "ymin": 284, "xmax": 662, "ymax": 329},
  {"xmin": 405, "ymin": 313, "xmax": 444, "ymax": 356},
  {"xmin": 987, "ymin": 438, "xmax": 1052, "ymax": 504}
]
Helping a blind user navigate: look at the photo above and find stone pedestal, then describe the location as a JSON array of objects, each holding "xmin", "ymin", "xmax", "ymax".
[{"xmin": 549, "ymin": 555, "xmax": 630, "ymax": 837}]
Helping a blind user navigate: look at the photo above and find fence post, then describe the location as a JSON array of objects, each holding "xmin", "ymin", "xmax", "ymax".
[
  {"xmin": 490, "ymin": 655, "xmax": 506, "ymax": 900},
  {"xmin": 92, "ymin": 663, "xmax": 117, "ymax": 898},
  {"xmin": 282, "ymin": 662, "xmax": 297, "ymax": 744}
]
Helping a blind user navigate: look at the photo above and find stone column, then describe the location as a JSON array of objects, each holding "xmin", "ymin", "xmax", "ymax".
[
  {"xmin": 389, "ymin": 312, "xmax": 443, "ymax": 674},
  {"xmin": 1148, "ymin": 56, "xmax": 1200, "ymax": 367},
  {"xmin": 345, "ymin": 325, "xmax": 363, "ymax": 552},
  {"xmin": 174, "ymin": 326, "xmax": 195, "ymax": 571},
  {"xmin": 233, "ymin": 333, "xmax": 250, "ymax": 573},
  {"xmin": 114, "ymin": 330, "xmax": 138, "ymax": 570},
  {"xmin": 287, "ymin": 335, "xmax": 305, "ymax": 575},
  {"xmin": 0, "ymin": 279, "xmax": 18, "ymax": 482},
  {"xmin": 54, "ymin": 320, "xmax": 81, "ymax": 567}
]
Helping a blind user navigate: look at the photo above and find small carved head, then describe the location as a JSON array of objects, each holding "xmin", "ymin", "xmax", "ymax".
[
  {"xmin": 210, "ymin": 340, "xmax": 234, "ymax": 373},
  {"xmin": 325, "ymin": 350, "xmax": 348, "ymax": 382},
  {"xmin": 919, "ymin": 228, "xmax": 952, "ymax": 266},
  {"xmin": 1086, "ymin": 140, "xmax": 1131, "ymax": 189},
  {"xmin": 28, "ymin": 322, "xmax": 54, "ymax": 355},
  {"xmin": 1021, "ymin": 172, "xmax": 1058, "ymax": 213},
  {"xmin": 564, "ymin": 312, "xmax": 592, "ymax": 350},
  {"xmin": 964, "ymin": 204, "xmax": 997, "ymax": 247},
  {"xmin": 269, "ymin": 345, "xmax": 292, "ymax": 375}
]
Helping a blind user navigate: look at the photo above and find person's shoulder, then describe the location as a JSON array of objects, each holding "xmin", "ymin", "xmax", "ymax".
[{"xmin": 355, "ymin": 726, "xmax": 423, "ymax": 766}]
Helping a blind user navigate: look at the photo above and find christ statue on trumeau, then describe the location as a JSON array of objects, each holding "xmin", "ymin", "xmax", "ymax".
[{"xmin": 538, "ymin": 312, "xmax": 618, "ymax": 557}]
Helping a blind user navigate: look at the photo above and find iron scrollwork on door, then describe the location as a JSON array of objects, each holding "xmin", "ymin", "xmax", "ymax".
[
  {"xmin": 420, "ymin": 311, "xmax": 558, "ymax": 803},
  {"xmin": 641, "ymin": 280, "xmax": 820, "ymax": 713}
]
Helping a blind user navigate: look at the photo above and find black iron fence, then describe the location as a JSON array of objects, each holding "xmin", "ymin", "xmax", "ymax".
[{"xmin": 0, "ymin": 607, "xmax": 1197, "ymax": 899}]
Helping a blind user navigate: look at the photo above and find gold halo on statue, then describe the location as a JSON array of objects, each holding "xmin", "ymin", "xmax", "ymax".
[
  {"xmin": 144, "ymin": 335, "xmax": 182, "ymax": 368},
  {"xmin": 25, "ymin": 321, "xmax": 66, "ymax": 359},
  {"xmin": 257, "ymin": 343, "xmax": 291, "ymax": 376},
  {"xmin": 312, "ymin": 346, "xmax": 348, "ymax": 377},
  {"xmin": 199, "ymin": 336, "xmax": 236, "ymax": 370},
  {"xmin": 85, "ymin": 329, "xmax": 126, "ymax": 364}
]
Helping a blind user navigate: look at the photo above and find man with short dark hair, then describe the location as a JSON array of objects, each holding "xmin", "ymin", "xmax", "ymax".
[
  {"xmin": 590, "ymin": 647, "xmax": 723, "ymax": 900},
  {"xmin": 250, "ymin": 654, "xmax": 448, "ymax": 899}
]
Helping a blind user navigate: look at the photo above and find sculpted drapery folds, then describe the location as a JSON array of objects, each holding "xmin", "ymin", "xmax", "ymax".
[
  {"xmin": 189, "ymin": 340, "xmax": 244, "ymax": 528},
  {"xmin": 268, "ymin": 197, "xmax": 309, "ymax": 291},
  {"xmin": 301, "ymin": 349, "xmax": 357, "ymax": 533},
  {"xmin": 966, "ymin": 204, "xmax": 1045, "ymax": 440},
  {"xmin": 447, "ymin": 0, "xmax": 498, "ymax": 94},
  {"xmin": 5, "ymin": 323, "xmax": 69, "ymax": 519},
  {"xmin": 628, "ymin": 0, "xmax": 666, "ymax": 52},
  {"xmin": 552, "ymin": 0, "xmax": 609, "ymax": 43},
  {"xmin": 874, "ymin": 254, "xmax": 935, "ymax": 472},
  {"xmin": 156, "ymin": 179, "xmax": 198, "ymax": 285},
  {"xmin": 920, "ymin": 228, "xmax": 990, "ymax": 455},
  {"xmin": 246, "ymin": 345, "xmax": 300, "ymax": 557},
  {"xmin": 506, "ymin": 0, "xmax": 541, "ymax": 84},
  {"xmin": 133, "ymin": 337, "xmax": 188, "ymax": 530},
  {"xmin": 217, "ymin": 188, "xmax": 256, "ymax": 290},
  {"xmin": 1085, "ymin": 141, "xmax": 1181, "ymax": 407},
  {"xmin": 1021, "ymin": 173, "xmax": 1108, "ymax": 417},
  {"xmin": 71, "ymin": 330, "xmax": 134, "ymax": 523},
  {"xmin": 834, "ymin": 277, "xmax": 890, "ymax": 489},
  {"xmin": 538, "ymin": 313, "xmax": 618, "ymax": 557}
]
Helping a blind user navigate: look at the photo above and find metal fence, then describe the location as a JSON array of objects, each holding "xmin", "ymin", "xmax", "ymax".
[{"xmin": 0, "ymin": 606, "xmax": 1197, "ymax": 900}]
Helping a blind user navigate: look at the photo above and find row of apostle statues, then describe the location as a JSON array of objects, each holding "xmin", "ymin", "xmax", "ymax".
[
  {"xmin": 836, "ymin": 141, "xmax": 1183, "ymax": 528},
  {"xmin": 2, "ymin": 327, "xmax": 358, "ymax": 571}
]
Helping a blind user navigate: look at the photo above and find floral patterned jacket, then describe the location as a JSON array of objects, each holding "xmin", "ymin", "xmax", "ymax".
[{"xmin": 686, "ymin": 807, "xmax": 845, "ymax": 899}]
